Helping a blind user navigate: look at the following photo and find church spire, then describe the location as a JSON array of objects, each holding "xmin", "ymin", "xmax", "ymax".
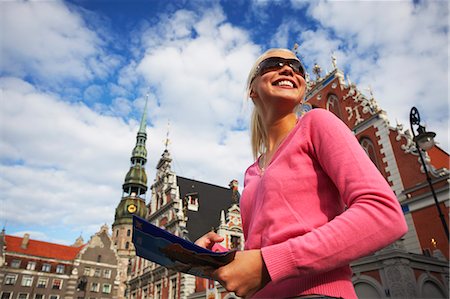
[
  {"xmin": 113, "ymin": 95, "xmax": 149, "ymax": 227},
  {"xmin": 139, "ymin": 93, "xmax": 149, "ymax": 134}
]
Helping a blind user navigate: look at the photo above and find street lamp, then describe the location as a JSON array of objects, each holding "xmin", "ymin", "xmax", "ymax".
[{"xmin": 409, "ymin": 107, "xmax": 449, "ymax": 241}]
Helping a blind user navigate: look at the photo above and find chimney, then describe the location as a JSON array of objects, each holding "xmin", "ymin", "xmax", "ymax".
[{"xmin": 21, "ymin": 233, "xmax": 30, "ymax": 249}]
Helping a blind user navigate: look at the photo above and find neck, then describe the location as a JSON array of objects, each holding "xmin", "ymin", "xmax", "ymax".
[{"xmin": 264, "ymin": 112, "xmax": 297, "ymax": 152}]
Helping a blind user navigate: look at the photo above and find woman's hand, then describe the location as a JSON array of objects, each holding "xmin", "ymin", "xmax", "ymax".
[
  {"xmin": 212, "ymin": 250, "xmax": 271, "ymax": 298},
  {"xmin": 194, "ymin": 231, "xmax": 224, "ymax": 250}
]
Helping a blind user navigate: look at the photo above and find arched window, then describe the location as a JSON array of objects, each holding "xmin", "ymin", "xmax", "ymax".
[
  {"xmin": 326, "ymin": 94, "xmax": 342, "ymax": 119},
  {"xmin": 422, "ymin": 281, "xmax": 446, "ymax": 298},
  {"xmin": 360, "ymin": 137, "xmax": 380, "ymax": 169},
  {"xmin": 354, "ymin": 282, "xmax": 382, "ymax": 298},
  {"xmin": 125, "ymin": 242, "xmax": 130, "ymax": 250}
]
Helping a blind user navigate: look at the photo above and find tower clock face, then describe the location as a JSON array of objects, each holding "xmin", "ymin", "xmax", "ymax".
[{"xmin": 127, "ymin": 204, "xmax": 137, "ymax": 213}]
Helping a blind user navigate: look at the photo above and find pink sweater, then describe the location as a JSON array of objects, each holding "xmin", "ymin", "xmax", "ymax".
[{"xmin": 240, "ymin": 109, "xmax": 408, "ymax": 298}]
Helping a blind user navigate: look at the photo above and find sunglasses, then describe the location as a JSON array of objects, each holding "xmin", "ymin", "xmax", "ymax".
[{"xmin": 255, "ymin": 57, "xmax": 305, "ymax": 79}]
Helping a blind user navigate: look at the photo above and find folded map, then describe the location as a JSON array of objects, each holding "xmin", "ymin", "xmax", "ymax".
[{"xmin": 132, "ymin": 215, "xmax": 236, "ymax": 278}]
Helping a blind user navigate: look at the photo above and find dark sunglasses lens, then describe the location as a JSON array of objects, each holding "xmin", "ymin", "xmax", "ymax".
[{"xmin": 259, "ymin": 58, "xmax": 304, "ymax": 77}]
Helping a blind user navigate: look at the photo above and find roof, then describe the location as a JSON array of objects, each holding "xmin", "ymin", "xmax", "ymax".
[
  {"xmin": 176, "ymin": 176, "xmax": 234, "ymax": 241},
  {"xmin": 5, "ymin": 235, "xmax": 84, "ymax": 261}
]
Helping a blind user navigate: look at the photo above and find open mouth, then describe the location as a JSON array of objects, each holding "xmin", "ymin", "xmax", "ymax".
[{"xmin": 273, "ymin": 79, "xmax": 296, "ymax": 88}]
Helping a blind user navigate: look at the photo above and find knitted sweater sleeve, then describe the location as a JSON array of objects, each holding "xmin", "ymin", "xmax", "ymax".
[{"xmin": 261, "ymin": 109, "xmax": 408, "ymax": 283}]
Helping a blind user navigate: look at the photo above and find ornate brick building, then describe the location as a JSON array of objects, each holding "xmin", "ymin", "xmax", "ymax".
[{"xmin": 302, "ymin": 56, "xmax": 449, "ymax": 298}]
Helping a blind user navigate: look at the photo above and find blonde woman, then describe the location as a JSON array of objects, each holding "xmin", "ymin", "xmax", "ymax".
[{"xmin": 196, "ymin": 49, "xmax": 407, "ymax": 298}]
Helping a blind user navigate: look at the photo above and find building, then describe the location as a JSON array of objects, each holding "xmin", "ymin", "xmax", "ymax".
[
  {"xmin": 302, "ymin": 55, "xmax": 449, "ymax": 298},
  {"xmin": 126, "ymin": 142, "xmax": 244, "ymax": 299},
  {"xmin": 0, "ymin": 230, "xmax": 82, "ymax": 299},
  {"xmin": 72, "ymin": 225, "xmax": 120, "ymax": 299},
  {"xmin": 0, "ymin": 225, "xmax": 120, "ymax": 299}
]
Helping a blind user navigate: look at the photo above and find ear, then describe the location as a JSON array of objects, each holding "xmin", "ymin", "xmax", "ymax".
[{"xmin": 249, "ymin": 89, "xmax": 258, "ymax": 99}]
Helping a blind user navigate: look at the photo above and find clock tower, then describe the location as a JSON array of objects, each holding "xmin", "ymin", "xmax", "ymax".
[{"xmin": 112, "ymin": 97, "xmax": 149, "ymax": 298}]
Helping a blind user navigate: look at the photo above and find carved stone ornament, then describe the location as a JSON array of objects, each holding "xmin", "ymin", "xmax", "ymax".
[
  {"xmin": 343, "ymin": 83, "xmax": 381, "ymax": 116},
  {"xmin": 88, "ymin": 235, "xmax": 104, "ymax": 248}
]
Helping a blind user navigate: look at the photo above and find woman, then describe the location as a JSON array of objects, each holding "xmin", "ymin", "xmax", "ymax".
[{"xmin": 195, "ymin": 48, "xmax": 408, "ymax": 298}]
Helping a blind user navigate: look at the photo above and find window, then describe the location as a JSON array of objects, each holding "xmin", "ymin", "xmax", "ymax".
[
  {"xmin": 34, "ymin": 295, "xmax": 44, "ymax": 299},
  {"xmin": 102, "ymin": 284, "xmax": 111, "ymax": 294},
  {"xmin": 94, "ymin": 268, "xmax": 101, "ymax": 277},
  {"xmin": 127, "ymin": 229, "xmax": 131, "ymax": 237},
  {"xmin": 125, "ymin": 242, "xmax": 130, "ymax": 249},
  {"xmin": 26, "ymin": 261, "xmax": 36, "ymax": 270},
  {"xmin": 90, "ymin": 282, "xmax": 99, "ymax": 292},
  {"xmin": 49, "ymin": 296, "xmax": 59, "ymax": 299},
  {"xmin": 1, "ymin": 293, "xmax": 12, "ymax": 299},
  {"xmin": 21, "ymin": 276, "xmax": 33, "ymax": 287},
  {"xmin": 37, "ymin": 277, "xmax": 48, "ymax": 288},
  {"xmin": 360, "ymin": 137, "xmax": 380, "ymax": 169},
  {"xmin": 42, "ymin": 264, "xmax": 51, "ymax": 272},
  {"xmin": 170, "ymin": 277, "xmax": 177, "ymax": 299},
  {"xmin": 55, "ymin": 265, "xmax": 65, "ymax": 274},
  {"xmin": 11, "ymin": 260, "xmax": 21, "ymax": 268},
  {"xmin": 103, "ymin": 269, "xmax": 111, "ymax": 279},
  {"xmin": 52, "ymin": 279, "xmax": 62, "ymax": 290},
  {"xmin": 83, "ymin": 267, "xmax": 91, "ymax": 276},
  {"xmin": 230, "ymin": 235, "xmax": 241, "ymax": 250},
  {"xmin": 4, "ymin": 274, "xmax": 17, "ymax": 285},
  {"xmin": 96, "ymin": 255, "xmax": 101, "ymax": 263},
  {"xmin": 155, "ymin": 284, "xmax": 161, "ymax": 299},
  {"xmin": 326, "ymin": 94, "xmax": 342, "ymax": 119},
  {"xmin": 17, "ymin": 294, "xmax": 28, "ymax": 299}
]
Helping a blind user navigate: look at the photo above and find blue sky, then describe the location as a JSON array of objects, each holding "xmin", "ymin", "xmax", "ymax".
[{"xmin": 1, "ymin": 0, "xmax": 448, "ymax": 245}]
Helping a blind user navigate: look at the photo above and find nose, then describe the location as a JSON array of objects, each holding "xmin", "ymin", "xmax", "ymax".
[{"xmin": 279, "ymin": 64, "xmax": 295, "ymax": 76}]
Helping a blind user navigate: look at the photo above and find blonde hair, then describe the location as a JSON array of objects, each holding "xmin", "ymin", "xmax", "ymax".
[{"xmin": 246, "ymin": 48, "xmax": 299, "ymax": 159}]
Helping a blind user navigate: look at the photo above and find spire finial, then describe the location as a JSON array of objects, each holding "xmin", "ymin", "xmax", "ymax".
[
  {"xmin": 313, "ymin": 63, "xmax": 322, "ymax": 80},
  {"xmin": 331, "ymin": 52, "xmax": 337, "ymax": 69},
  {"xmin": 164, "ymin": 120, "xmax": 171, "ymax": 150},
  {"xmin": 139, "ymin": 93, "xmax": 149, "ymax": 134}
]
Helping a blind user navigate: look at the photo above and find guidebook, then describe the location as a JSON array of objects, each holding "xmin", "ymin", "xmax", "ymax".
[{"xmin": 132, "ymin": 215, "xmax": 236, "ymax": 279}]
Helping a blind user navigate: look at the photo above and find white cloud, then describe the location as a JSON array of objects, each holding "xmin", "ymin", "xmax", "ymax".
[
  {"xmin": 0, "ymin": 77, "xmax": 137, "ymax": 241},
  {"xmin": 0, "ymin": 0, "xmax": 111, "ymax": 85},
  {"xmin": 296, "ymin": 0, "xmax": 449, "ymax": 151},
  {"xmin": 130, "ymin": 6, "xmax": 259, "ymax": 188}
]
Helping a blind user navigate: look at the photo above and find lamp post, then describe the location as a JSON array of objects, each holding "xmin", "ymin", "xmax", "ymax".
[{"xmin": 409, "ymin": 107, "xmax": 449, "ymax": 241}]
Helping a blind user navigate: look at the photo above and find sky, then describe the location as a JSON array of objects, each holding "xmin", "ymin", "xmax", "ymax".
[{"xmin": 1, "ymin": 0, "xmax": 448, "ymax": 245}]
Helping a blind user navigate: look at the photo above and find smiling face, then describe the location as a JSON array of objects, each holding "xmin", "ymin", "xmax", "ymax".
[{"xmin": 249, "ymin": 50, "xmax": 306, "ymax": 118}]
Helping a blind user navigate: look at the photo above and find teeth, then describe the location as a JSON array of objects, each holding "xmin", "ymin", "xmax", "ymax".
[{"xmin": 276, "ymin": 80, "xmax": 294, "ymax": 88}]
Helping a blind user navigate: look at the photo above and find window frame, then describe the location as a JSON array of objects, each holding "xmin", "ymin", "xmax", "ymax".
[
  {"xmin": 21, "ymin": 275, "xmax": 34, "ymax": 287},
  {"xmin": 102, "ymin": 283, "xmax": 111, "ymax": 294},
  {"xmin": 41, "ymin": 263, "xmax": 51, "ymax": 272},
  {"xmin": 103, "ymin": 269, "xmax": 111, "ymax": 279},
  {"xmin": 37, "ymin": 277, "xmax": 48, "ymax": 288},
  {"xmin": 55, "ymin": 265, "xmax": 65, "ymax": 274},
  {"xmin": 4, "ymin": 274, "xmax": 17, "ymax": 285},
  {"xmin": 51, "ymin": 278, "xmax": 63, "ymax": 290},
  {"xmin": 10, "ymin": 260, "xmax": 21, "ymax": 269},
  {"xmin": 90, "ymin": 282, "xmax": 99, "ymax": 293},
  {"xmin": 26, "ymin": 261, "xmax": 36, "ymax": 271},
  {"xmin": 17, "ymin": 293, "xmax": 29, "ymax": 299}
]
